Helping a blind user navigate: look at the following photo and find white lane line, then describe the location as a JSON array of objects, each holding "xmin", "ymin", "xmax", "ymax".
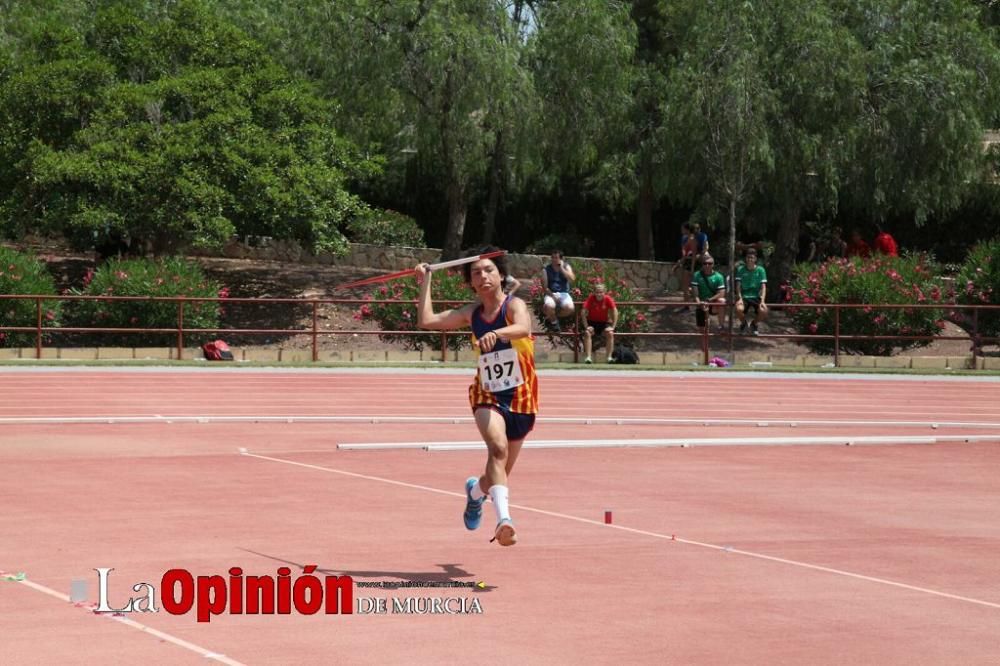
[
  {"xmin": 2, "ymin": 575, "xmax": 245, "ymax": 664},
  {"xmin": 240, "ymin": 450, "xmax": 1000, "ymax": 611},
  {"xmin": 338, "ymin": 436, "xmax": 946, "ymax": 451},
  {"xmin": 3, "ymin": 414, "xmax": 1000, "ymax": 429},
  {"xmin": 444, "ymin": 436, "xmax": 943, "ymax": 450},
  {"xmin": 419, "ymin": 435, "xmax": 1000, "ymax": 451},
  {"xmin": 337, "ymin": 434, "xmax": 952, "ymax": 451}
]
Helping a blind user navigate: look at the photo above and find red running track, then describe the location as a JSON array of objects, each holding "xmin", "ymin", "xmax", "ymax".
[
  {"xmin": 2, "ymin": 369, "xmax": 1000, "ymax": 422},
  {"xmin": 1, "ymin": 368, "xmax": 999, "ymax": 664}
]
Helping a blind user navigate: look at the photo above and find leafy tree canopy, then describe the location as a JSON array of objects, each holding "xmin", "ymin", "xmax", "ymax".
[{"xmin": 0, "ymin": 0, "xmax": 376, "ymax": 255}]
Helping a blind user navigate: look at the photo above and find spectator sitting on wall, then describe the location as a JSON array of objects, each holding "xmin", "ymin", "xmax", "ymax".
[
  {"xmin": 674, "ymin": 223, "xmax": 699, "ymax": 310},
  {"xmin": 541, "ymin": 249, "xmax": 575, "ymax": 332},
  {"xmin": 679, "ymin": 222, "xmax": 697, "ymax": 261},
  {"xmin": 502, "ymin": 274, "xmax": 523, "ymax": 295},
  {"xmin": 691, "ymin": 254, "xmax": 726, "ymax": 332},
  {"xmin": 581, "ymin": 282, "xmax": 618, "ymax": 365},
  {"xmin": 735, "ymin": 247, "xmax": 768, "ymax": 336},
  {"xmin": 693, "ymin": 223, "xmax": 710, "ymax": 263}
]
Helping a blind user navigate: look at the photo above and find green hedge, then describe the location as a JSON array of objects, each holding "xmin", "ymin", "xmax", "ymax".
[{"xmin": 345, "ymin": 209, "xmax": 426, "ymax": 248}]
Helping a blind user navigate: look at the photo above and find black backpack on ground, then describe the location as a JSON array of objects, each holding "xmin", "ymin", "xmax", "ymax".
[{"xmin": 611, "ymin": 344, "xmax": 639, "ymax": 364}]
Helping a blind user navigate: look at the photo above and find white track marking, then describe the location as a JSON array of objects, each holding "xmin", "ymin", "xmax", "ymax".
[
  {"xmin": 342, "ymin": 436, "xmax": 943, "ymax": 451},
  {"xmin": 336, "ymin": 435, "xmax": 1000, "ymax": 451},
  {"xmin": 3, "ymin": 414, "xmax": 1000, "ymax": 429},
  {"xmin": 2, "ymin": 575, "xmax": 245, "ymax": 664},
  {"xmin": 240, "ymin": 451, "xmax": 1000, "ymax": 611}
]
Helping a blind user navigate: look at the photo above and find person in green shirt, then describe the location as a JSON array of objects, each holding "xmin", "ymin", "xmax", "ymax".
[
  {"xmin": 691, "ymin": 254, "xmax": 726, "ymax": 331},
  {"xmin": 735, "ymin": 247, "xmax": 768, "ymax": 335}
]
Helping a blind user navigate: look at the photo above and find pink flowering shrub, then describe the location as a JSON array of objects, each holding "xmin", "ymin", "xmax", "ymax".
[
  {"xmin": 790, "ymin": 254, "xmax": 945, "ymax": 355},
  {"xmin": 356, "ymin": 269, "xmax": 473, "ymax": 351},
  {"xmin": 66, "ymin": 257, "xmax": 224, "ymax": 345},
  {"xmin": 528, "ymin": 261, "xmax": 650, "ymax": 340},
  {"xmin": 0, "ymin": 246, "xmax": 62, "ymax": 347},
  {"xmin": 954, "ymin": 238, "xmax": 999, "ymax": 339}
]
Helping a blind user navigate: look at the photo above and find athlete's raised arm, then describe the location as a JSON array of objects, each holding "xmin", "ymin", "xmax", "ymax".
[{"xmin": 415, "ymin": 263, "xmax": 473, "ymax": 330}]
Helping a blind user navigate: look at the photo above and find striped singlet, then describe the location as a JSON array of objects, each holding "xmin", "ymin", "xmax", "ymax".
[{"xmin": 468, "ymin": 296, "xmax": 539, "ymax": 414}]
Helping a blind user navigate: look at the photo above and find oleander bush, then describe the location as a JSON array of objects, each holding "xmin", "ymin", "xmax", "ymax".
[
  {"xmin": 356, "ymin": 269, "xmax": 472, "ymax": 351},
  {"xmin": 0, "ymin": 246, "xmax": 62, "ymax": 347},
  {"xmin": 790, "ymin": 254, "xmax": 946, "ymax": 356},
  {"xmin": 954, "ymin": 238, "xmax": 1000, "ymax": 340},
  {"xmin": 65, "ymin": 257, "xmax": 224, "ymax": 346}
]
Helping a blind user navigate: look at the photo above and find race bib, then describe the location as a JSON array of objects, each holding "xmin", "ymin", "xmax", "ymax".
[{"xmin": 478, "ymin": 347, "xmax": 524, "ymax": 393}]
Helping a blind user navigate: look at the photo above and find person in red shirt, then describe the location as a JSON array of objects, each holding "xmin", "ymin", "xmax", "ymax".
[
  {"xmin": 845, "ymin": 229, "xmax": 871, "ymax": 258},
  {"xmin": 873, "ymin": 224, "xmax": 899, "ymax": 256},
  {"xmin": 581, "ymin": 282, "xmax": 618, "ymax": 364}
]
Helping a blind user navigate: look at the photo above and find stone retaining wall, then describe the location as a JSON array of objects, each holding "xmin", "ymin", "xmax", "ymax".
[{"xmin": 194, "ymin": 240, "xmax": 677, "ymax": 293}]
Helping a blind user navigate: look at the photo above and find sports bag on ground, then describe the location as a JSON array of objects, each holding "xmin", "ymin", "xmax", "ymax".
[
  {"xmin": 202, "ymin": 339, "xmax": 235, "ymax": 361},
  {"xmin": 611, "ymin": 344, "xmax": 639, "ymax": 364}
]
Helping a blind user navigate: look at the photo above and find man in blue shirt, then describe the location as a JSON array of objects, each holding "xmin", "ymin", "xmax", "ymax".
[
  {"xmin": 693, "ymin": 224, "xmax": 710, "ymax": 261},
  {"xmin": 541, "ymin": 250, "xmax": 576, "ymax": 332}
]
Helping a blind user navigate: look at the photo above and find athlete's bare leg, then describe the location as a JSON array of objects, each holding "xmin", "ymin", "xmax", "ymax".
[
  {"xmin": 474, "ymin": 407, "xmax": 519, "ymax": 546},
  {"xmin": 474, "ymin": 407, "xmax": 509, "ymax": 489}
]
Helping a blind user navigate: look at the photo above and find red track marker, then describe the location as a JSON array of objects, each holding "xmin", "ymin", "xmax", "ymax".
[{"xmin": 336, "ymin": 250, "xmax": 506, "ymax": 291}]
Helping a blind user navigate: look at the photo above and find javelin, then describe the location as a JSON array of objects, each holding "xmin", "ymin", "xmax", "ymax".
[{"xmin": 336, "ymin": 249, "xmax": 507, "ymax": 291}]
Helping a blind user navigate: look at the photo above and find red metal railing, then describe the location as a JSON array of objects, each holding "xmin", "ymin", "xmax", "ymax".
[{"xmin": 0, "ymin": 294, "xmax": 997, "ymax": 367}]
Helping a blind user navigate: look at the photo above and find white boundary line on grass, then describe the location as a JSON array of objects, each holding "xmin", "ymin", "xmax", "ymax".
[
  {"xmin": 239, "ymin": 450, "xmax": 1000, "ymax": 611},
  {"xmin": 1, "ymin": 575, "xmax": 244, "ymax": 665}
]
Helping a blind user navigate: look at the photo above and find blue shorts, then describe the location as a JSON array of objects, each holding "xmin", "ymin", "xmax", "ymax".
[{"xmin": 474, "ymin": 405, "xmax": 536, "ymax": 442}]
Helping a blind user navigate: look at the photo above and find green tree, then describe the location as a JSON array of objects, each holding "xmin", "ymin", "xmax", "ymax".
[
  {"xmin": 659, "ymin": 0, "xmax": 999, "ymax": 287},
  {"xmin": 0, "ymin": 0, "xmax": 374, "ymax": 255},
  {"xmin": 835, "ymin": 0, "xmax": 1000, "ymax": 246},
  {"xmin": 664, "ymin": 0, "xmax": 776, "ymax": 276},
  {"xmin": 530, "ymin": 0, "xmax": 642, "ymax": 251},
  {"xmin": 0, "ymin": 0, "xmax": 92, "ymax": 58},
  {"xmin": 755, "ymin": 0, "xmax": 866, "ymax": 284},
  {"xmin": 219, "ymin": 0, "xmax": 536, "ymax": 258}
]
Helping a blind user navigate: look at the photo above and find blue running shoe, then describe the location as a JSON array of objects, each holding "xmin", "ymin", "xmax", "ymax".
[{"xmin": 463, "ymin": 477, "xmax": 485, "ymax": 530}]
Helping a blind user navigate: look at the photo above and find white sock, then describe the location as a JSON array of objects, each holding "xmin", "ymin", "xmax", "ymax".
[
  {"xmin": 489, "ymin": 485, "xmax": 511, "ymax": 523},
  {"xmin": 470, "ymin": 478, "xmax": 486, "ymax": 501}
]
